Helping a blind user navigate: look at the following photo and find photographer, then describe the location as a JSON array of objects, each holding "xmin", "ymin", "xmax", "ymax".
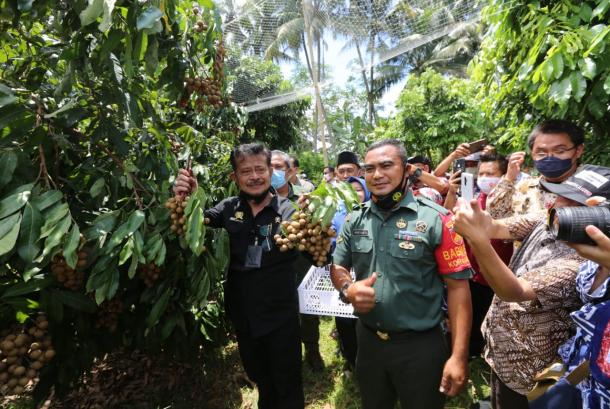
[{"xmin": 451, "ymin": 166, "xmax": 610, "ymax": 408}]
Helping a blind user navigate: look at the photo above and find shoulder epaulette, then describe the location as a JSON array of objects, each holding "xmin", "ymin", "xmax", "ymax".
[{"xmin": 416, "ymin": 196, "xmax": 450, "ymax": 215}]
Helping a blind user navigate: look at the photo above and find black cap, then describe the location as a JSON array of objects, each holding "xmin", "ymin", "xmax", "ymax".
[
  {"xmin": 540, "ymin": 165, "xmax": 610, "ymax": 204},
  {"xmin": 336, "ymin": 151, "xmax": 360, "ymax": 168},
  {"xmin": 407, "ymin": 155, "xmax": 431, "ymax": 166}
]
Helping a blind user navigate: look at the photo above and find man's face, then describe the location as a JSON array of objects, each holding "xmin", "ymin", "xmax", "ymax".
[
  {"xmin": 532, "ymin": 133, "xmax": 584, "ymax": 180},
  {"xmin": 478, "ymin": 161, "xmax": 503, "ymax": 178},
  {"xmin": 271, "ymin": 154, "xmax": 292, "ymax": 186},
  {"xmin": 336, "ymin": 163, "xmax": 360, "ymax": 182},
  {"xmin": 350, "ymin": 181, "xmax": 366, "ymax": 203},
  {"xmin": 232, "ymin": 154, "xmax": 272, "ymax": 196},
  {"xmin": 363, "ymin": 145, "xmax": 406, "ymax": 196}
]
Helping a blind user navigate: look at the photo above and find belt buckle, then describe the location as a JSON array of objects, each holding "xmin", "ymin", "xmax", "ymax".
[{"xmin": 376, "ymin": 330, "xmax": 390, "ymax": 341}]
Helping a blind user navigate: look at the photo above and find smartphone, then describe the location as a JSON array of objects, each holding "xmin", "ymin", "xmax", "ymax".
[
  {"xmin": 468, "ymin": 138, "xmax": 488, "ymax": 154},
  {"xmin": 460, "ymin": 172, "xmax": 475, "ymax": 201},
  {"xmin": 453, "ymin": 158, "xmax": 466, "ymax": 173}
]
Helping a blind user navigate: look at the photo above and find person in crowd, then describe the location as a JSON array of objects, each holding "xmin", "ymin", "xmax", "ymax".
[
  {"xmin": 407, "ymin": 155, "xmax": 448, "ymax": 204},
  {"xmin": 434, "ymin": 143, "xmax": 471, "ymax": 178},
  {"xmin": 329, "ymin": 176, "xmax": 371, "ymax": 373},
  {"xmin": 444, "ymin": 154, "xmax": 514, "ymax": 359},
  {"xmin": 289, "ymin": 155, "xmax": 315, "ymax": 193},
  {"xmin": 271, "ymin": 150, "xmax": 324, "ymax": 372},
  {"xmin": 451, "ymin": 166, "xmax": 610, "ymax": 408},
  {"xmin": 331, "ymin": 139, "xmax": 473, "ymax": 409},
  {"xmin": 486, "ymin": 119, "xmax": 585, "ymax": 221},
  {"xmin": 335, "ymin": 151, "xmax": 362, "ymax": 181},
  {"xmin": 173, "ymin": 143, "xmax": 304, "ymax": 409},
  {"xmin": 323, "ymin": 166, "xmax": 336, "ymax": 184}
]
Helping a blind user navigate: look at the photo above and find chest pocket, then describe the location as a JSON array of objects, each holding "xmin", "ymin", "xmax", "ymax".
[
  {"xmin": 389, "ymin": 239, "xmax": 424, "ymax": 259},
  {"xmin": 351, "ymin": 236, "xmax": 373, "ymax": 253}
]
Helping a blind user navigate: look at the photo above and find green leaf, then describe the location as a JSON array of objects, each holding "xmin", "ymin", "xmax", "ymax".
[
  {"xmin": 99, "ymin": 0, "xmax": 117, "ymax": 32},
  {"xmin": 89, "ymin": 177, "xmax": 105, "ymax": 197},
  {"xmin": 137, "ymin": 7, "xmax": 163, "ymax": 31},
  {"xmin": 0, "ymin": 84, "xmax": 17, "ymax": 109},
  {"xmin": 0, "ymin": 151, "xmax": 17, "ymax": 189},
  {"xmin": 592, "ymin": 0, "xmax": 610, "ymax": 19},
  {"xmin": 0, "ymin": 213, "xmax": 23, "ymax": 242},
  {"xmin": 53, "ymin": 290, "xmax": 97, "ymax": 313},
  {"xmin": 0, "ymin": 187, "xmax": 31, "ymax": 219},
  {"xmin": 579, "ymin": 58, "xmax": 597, "ymax": 80},
  {"xmin": 570, "ymin": 72, "xmax": 587, "ymax": 102},
  {"xmin": 31, "ymin": 190, "xmax": 63, "ymax": 211},
  {"xmin": 118, "ymin": 236, "xmax": 134, "ymax": 265},
  {"xmin": 17, "ymin": 0, "xmax": 34, "ymax": 11},
  {"xmin": 39, "ymin": 203, "xmax": 69, "ymax": 238},
  {"xmin": 186, "ymin": 208, "xmax": 203, "ymax": 254},
  {"xmin": 42, "ymin": 215, "xmax": 72, "ymax": 257},
  {"xmin": 550, "ymin": 53, "xmax": 564, "ymax": 80},
  {"xmin": 104, "ymin": 210, "xmax": 145, "ymax": 253},
  {"xmin": 80, "ymin": 0, "xmax": 104, "ymax": 27},
  {"xmin": 83, "ymin": 211, "xmax": 119, "ymax": 242},
  {"xmin": 604, "ymin": 75, "xmax": 610, "ymax": 95},
  {"xmin": 549, "ymin": 77, "xmax": 572, "ymax": 104},
  {"xmin": 128, "ymin": 253, "xmax": 139, "ymax": 279},
  {"xmin": 63, "ymin": 223, "xmax": 81, "ymax": 269},
  {"xmin": 146, "ymin": 287, "xmax": 171, "ymax": 328},
  {"xmin": 1, "ymin": 278, "xmax": 52, "ymax": 298},
  {"xmin": 17, "ymin": 203, "xmax": 43, "ymax": 263},
  {"xmin": 0, "ymin": 213, "xmax": 22, "ymax": 256}
]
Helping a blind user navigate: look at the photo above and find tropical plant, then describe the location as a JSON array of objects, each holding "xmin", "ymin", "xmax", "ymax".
[
  {"xmin": 0, "ymin": 0, "xmax": 239, "ymax": 401},
  {"xmin": 470, "ymin": 0, "xmax": 610, "ymax": 164}
]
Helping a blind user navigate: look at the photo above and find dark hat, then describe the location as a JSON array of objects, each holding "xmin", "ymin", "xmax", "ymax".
[
  {"xmin": 540, "ymin": 165, "xmax": 610, "ymax": 204},
  {"xmin": 407, "ymin": 155, "xmax": 431, "ymax": 166},
  {"xmin": 336, "ymin": 151, "xmax": 360, "ymax": 168}
]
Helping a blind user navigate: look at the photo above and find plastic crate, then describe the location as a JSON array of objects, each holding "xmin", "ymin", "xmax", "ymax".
[{"xmin": 297, "ymin": 265, "xmax": 356, "ymax": 318}]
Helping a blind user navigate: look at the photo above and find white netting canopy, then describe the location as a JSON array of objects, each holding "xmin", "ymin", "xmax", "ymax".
[{"xmin": 217, "ymin": 0, "xmax": 486, "ymax": 112}]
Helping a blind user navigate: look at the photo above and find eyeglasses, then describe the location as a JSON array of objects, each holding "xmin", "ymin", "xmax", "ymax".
[{"xmin": 531, "ymin": 146, "xmax": 577, "ymax": 160}]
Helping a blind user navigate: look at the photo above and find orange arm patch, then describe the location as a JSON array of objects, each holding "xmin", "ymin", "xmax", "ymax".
[{"xmin": 434, "ymin": 212, "xmax": 472, "ymax": 274}]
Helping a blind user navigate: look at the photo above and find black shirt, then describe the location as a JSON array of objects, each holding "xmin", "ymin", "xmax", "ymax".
[{"xmin": 206, "ymin": 193, "xmax": 299, "ymax": 338}]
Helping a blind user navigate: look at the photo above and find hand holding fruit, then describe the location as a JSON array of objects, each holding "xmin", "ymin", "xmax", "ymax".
[{"xmin": 173, "ymin": 168, "xmax": 197, "ymax": 197}]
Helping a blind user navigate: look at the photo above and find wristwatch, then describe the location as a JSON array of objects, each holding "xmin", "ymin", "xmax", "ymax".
[
  {"xmin": 339, "ymin": 282, "xmax": 352, "ymax": 304},
  {"xmin": 411, "ymin": 167, "xmax": 423, "ymax": 181}
]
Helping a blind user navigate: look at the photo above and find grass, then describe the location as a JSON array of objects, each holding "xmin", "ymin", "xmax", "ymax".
[{"xmin": 238, "ymin": 316, "xmax": 491, "ymax": 409}]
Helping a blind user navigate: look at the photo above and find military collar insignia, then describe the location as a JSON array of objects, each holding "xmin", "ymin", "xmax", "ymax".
[
  {"xmin": 235, "ymin": 211, "xmax": 244, "ymax": 220},
  {"xmin": 415, "ymin": 220, "xmax": 428, "ymax": 233},
  {"xmin": 396, "ymin": 218, "xmax": 407, "ymax": 229}
]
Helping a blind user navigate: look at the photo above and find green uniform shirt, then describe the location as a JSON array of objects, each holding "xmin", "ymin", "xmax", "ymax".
[{"xmin": 333, "ymin": 190, "xmax": 473, "ymax": 332}]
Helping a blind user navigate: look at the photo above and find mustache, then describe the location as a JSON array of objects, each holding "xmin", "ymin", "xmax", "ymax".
[{"xmin": 245, "ymin": 179, "xmax": 265, "ymax": 187}]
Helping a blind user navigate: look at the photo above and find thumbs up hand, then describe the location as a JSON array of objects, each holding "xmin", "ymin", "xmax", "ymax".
[{"xmin": 348, "ymin": 272, "xmax": 378, "ymax": 314}]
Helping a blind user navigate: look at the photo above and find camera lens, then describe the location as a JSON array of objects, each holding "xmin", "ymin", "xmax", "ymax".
[{"xmin": 550, "ymin": 205, "xmax": 610, "ymax": 244}]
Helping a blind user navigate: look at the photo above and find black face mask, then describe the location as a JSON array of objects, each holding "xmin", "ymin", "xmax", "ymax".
[
  {"xmin": 371, "ymin": 166, "xmax": 408, "ymax": 210},
  {"xmin": 239, "ymin": 188, "xmax": 270, "ymax": 204}
]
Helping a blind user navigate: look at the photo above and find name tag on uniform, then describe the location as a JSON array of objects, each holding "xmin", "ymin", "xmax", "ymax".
[{"xmin": 353, "ymin": 229, "xmax": 369, "ymax": 236}]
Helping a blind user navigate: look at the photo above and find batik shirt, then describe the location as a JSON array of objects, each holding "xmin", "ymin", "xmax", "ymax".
[
  {"xmin": 482, "ymin": 220, "xmax": 584, "ymax": 394},
  {"xmin": 486, "ymin": 176, "xmax": 557, "ymax": 220},
  {"xmin": 559, "ymin": 260, "xmax": 610, "ymax": 408}
]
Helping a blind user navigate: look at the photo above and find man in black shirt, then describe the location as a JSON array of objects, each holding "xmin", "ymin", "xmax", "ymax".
[{"xmin": 174, "ymin": 143, "xmax": 303, "ymax": 409}]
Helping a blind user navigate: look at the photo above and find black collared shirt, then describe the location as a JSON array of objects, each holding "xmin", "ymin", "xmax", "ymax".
[{"xmin": 205, "ymin": 193, "xmax": 299, "ymax": 338}]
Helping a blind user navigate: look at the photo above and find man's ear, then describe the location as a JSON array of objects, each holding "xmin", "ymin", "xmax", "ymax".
[{"xmin": 575, "ymin": 144, "xmax": 585, "ymax": 159}]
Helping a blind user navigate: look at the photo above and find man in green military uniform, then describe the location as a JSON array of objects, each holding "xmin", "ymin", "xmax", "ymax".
[{"xmin": 331, "ymin": 139, "xmax": 473, "ymax": 409}]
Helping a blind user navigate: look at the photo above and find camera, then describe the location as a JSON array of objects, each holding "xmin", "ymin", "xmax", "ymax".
[{"xmin": 549, "ymin": 202, "xmax": 610, "ymax": 244}]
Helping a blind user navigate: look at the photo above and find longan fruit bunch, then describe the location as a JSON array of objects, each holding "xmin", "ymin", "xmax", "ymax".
[
  {"xmin": 194, "ymin": 19, "xmax": 208, "ymax": 33},
  {"xmin": 274, "ymin": 211, "xmax": 335, "ymax": 267},
  {"xmin": 165, "ymin": 195, "xmax": 189, "ymax": 236},
  {"xmin": 51, "ymin": 250, "xmax": 88, "ymax": 291},
  {"xmin": 139, "ymin": 263, "xmax": 161, "ymax": 288},
  {"xmin": 182, "ymin": 77, "xmax": 223, "ymax": 110},
  {"xmin": 0, "ymin": 315, "xmax": 55, "ymax": 396},
  {"xmin": 213, "ymin": 41, "xmax": 226, "ymax": 82},
  {"xmin": 95, "ymin": 298, "xmax": 123, "ymax": 333}
]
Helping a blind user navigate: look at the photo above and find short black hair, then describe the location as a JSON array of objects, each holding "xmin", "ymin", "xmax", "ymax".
[
  {"xmin": 290, "ymin": 155, "xmax": 299, "ymax": 168},
  {"xmin": 230, "ymin": 143, "xmax": 271, "ymax": 171},
  {"xmin": 479, "ymin": 153, "xmax": 508, "ymax": 174},
  {"xmin": 366, "ymin": 139, "xmax": 408, "ymax": 164},
  {"xmin": 527, "ymin": 120, "xmax": 585, "ymax": 150}
]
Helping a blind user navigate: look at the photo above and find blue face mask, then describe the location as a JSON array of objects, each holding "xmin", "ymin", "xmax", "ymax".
[
  {"xmin": 534, "ymin": 156, "xmax": 574, "ymax": 179},
  {"xmin": 271, "ymin": 169, "xmax": 287, "ymax": 189}
]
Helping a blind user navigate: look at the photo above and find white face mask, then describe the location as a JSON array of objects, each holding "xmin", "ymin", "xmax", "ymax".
[{"xmin": 477, "ymin": 176, "xmax": 501, "ymax": 195}]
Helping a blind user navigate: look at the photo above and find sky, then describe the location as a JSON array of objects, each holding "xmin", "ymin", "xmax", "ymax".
[{"xmin": 279, "ymin": 33, "xmax": 407, "ymax": 117}]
